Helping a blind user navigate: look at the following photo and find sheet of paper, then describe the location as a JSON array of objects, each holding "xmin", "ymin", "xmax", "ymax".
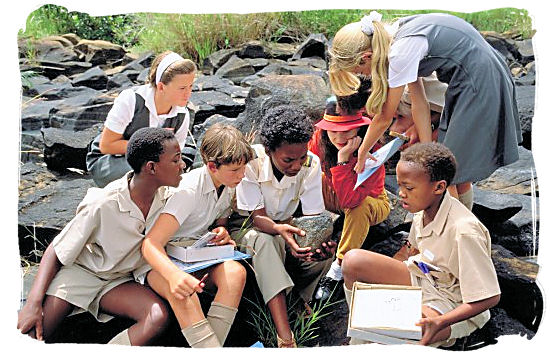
[
  {"xmin": 354, "ymin": 137, "xmax": 404, "ymax": 190},
  {"xmin": 351, "ymin": 288, "xmax": 422, "ymax": 331}
]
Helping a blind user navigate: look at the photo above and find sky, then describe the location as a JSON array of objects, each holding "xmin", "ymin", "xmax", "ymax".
[{"xmin": 2, "ymin": 0, "xmax": 548, "ymax": 353}]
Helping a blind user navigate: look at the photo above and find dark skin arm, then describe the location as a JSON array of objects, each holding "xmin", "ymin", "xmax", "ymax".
[{"xmin": 17, "ymin": 244, "xmax": 62, "ymax": 340}]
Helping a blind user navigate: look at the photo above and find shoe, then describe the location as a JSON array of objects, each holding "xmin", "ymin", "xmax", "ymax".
[
  {"xmin": 277, "ymin": 333, "xmax": 297, "ymax": 348},
  {"xmin": 313, "ymin": 276, "xmax": 343, "ymax": 303}
]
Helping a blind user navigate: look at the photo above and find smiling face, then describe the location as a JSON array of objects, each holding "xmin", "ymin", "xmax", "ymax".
[
  {"xmin": 267, "ymin": 142, "xmax": 309, "ymax": 177},
  {"xmin": 327, "ymin": 128, "xmax": 359, "ymax": 150},
  {"xmin": 396, "ymin": 160, "xmax": 444, "ymax": 214},
  {"xmin": 160, "ymin": 71, "xmax": 195, "ymax": 107},
  {"xmin": 209, "ymin": 161, "xmax": 247, "ymax": 189},
  {"xmin": 153, "ymin": 138, "xmax": 185, "ymax": 187}
]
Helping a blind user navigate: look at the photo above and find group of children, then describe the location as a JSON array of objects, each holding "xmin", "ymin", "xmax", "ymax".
[{"xmin": 19, "ymin": 9, "xmax": 520, "ymax": 349}]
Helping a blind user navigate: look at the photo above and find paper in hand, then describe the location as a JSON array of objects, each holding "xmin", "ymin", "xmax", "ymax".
[{"xmin": 354, "ymin": 137, "xmax": 405, "ymax": 190}]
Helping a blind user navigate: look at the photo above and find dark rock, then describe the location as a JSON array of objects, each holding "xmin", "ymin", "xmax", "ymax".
[
  {"xmin": 288, "ymin": 56, "xmax": 327, "ymax": 70},
  {"xmin": 291, "ymin": 211, "xmax": 334, "ymax": 250},
  {"xmin": 106, "ymin": 72, "xmax": 134, "ymax": 90},
  {"xmin": 136, "ymin": 68, "xmax": 150, "ymax": 84},
  {"xmin": 21, "ymin": 99, "xmax": 60, "ymax": 131},
  {"xmin": 515, "ymin": 72, "xmax": 535, "ymax": 86},
  {"xmin": 20, "ymin": 130, "xmax": 44, "ymax": 164},
  {"xmin": 202, "ymin": 48, "xmax": 239, "ymax": 75},
  {"xmin": 292, "ymin": 33, "xmax": 329, "ymax": 61},
  {"xmin": 482, "ymin": 31, "xmax": 517, "ymax": 62},
  {"xmin": 191, "ymin": 114, "xmax": 237, "ymax": 168},
  {"xmin": 515, "ymin": 85, "xmax": 535, "ymax": 149},
  {"xmin": 24, "ymin": 81, "xmax": 73, "ymax": 100},
  {"xmin": 19, "ymin": 64, "xmax": 66, "ymax": 80},
  {"xmin": 74, "ymin": 39, "xmax": 126, "ymax": 66},
  {"xmin": 42, "ymin": 125, "xmax": 101, "ymax": 171},
  {"xmin": 491, "ymin": 244, "xmax": 542, "ymax": 332},
  {"xmin": 234, "ymin": 75, "xmax": 330, "ymax": 137},
  {"xmin": 472, "ymin": 187, "xmax": 523, "ymax": 224},
  {"xmin": 18, "ymin": 38, "xmax": 79, "ymax": 62},
  {"xmin": 21, "ymin": 74, "xmax": 51, "ymax": 95},
  {"xmin": 215, "ymin": 55, "xmax": 256, "ymax": 85},
  {"xmin": 475, "ymin": 146, "xmax": 537, "ymax": 195},
  {"xmin": 51, "ymin": 75, "xmax": 71, "ymax": 84},
  {"xmin": 239, "ymin": 41, "xmax": 268, "ymax": 58},
  {"xmin": 244, "ymin": 58, "xmax": 270, "ymax": 71},
  {"xmin": 265, "ymin": 42, "xmax": 296, "ymax": 60},
  {"xmin": 193, "ymin": 75, "xmax": 236, "ymax": 91},
  {"xmin": 61, "ymin": 33, "xmax": 81, "ymax": 45},
  {"xmin": 189, "ymin": 90, "xmax": 245, "ymax": 125},
  {"xmin": 515, "ymin": 39, "xmax": 534, "ymax": 65},
  {"xmin": 49, "ymin": 101, "xmax": 114, "ymax": 131},
  {"xmin": 72, "ymin": 66, "xmax": 108, "ymax": 90},
  {"xmin": 367, "ymin": 230, "xmax": 409, "ymax": 258},
  {"xmin": 129, "ymin": 51, "xmax": 155, "ymax": 68}
]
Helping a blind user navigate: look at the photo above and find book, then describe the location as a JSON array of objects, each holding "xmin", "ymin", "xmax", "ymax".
[
  {"xmin": 354, "ymin": 137, "xmax": 405, "ymax": 190},
  {"xmin": 347, "ymin": 282, "xmax": 422, "ymax": 344},
  {"xmin": 169, "ymin": 249, "xmax": 250, "ymax": 274},
  {"xmin": 166, "ymin": 231, "xmax": 234, "ymax": 262}
]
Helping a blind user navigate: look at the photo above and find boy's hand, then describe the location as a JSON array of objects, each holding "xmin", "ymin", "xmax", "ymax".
[
  {"xmin": 274, "ymin": 224, "xmax": 312, "ymax": 259},
  {"xmin": 354, "ymin": 145, "xmax": 377, "ymax": 173},
  {"xmin": 211, "ymin": 226, "xmax": 235, "ymax": 246},
  {"xmin": 307, "ymin": 241, "xmax": 337, "ymax": 262},
  {"xmin": 17, "ymin": 301, "xmax": 44, "ymax": 340},
  {"xmin": 167, "ymin": 271, "xmax": 204, "ymax": 300},
  {"xmin": 416, "ymin": 315, "xmax": 445, "ymax": 345},
  {"xmin": 337, "ymin": 136, "xmax": 362, "ymax": 163}
]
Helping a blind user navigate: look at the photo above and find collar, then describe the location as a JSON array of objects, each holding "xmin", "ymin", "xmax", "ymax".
[
  {"xmin": 116, "ymin": 171, "xmax": 170, "ymax": 221},
  {"xmin": 417, "ymin": 191, "xmax": 452, "ymax": 238},
  {"xmin": 255, "ymin": 145, "xmax": 298, "ymax": 187}
]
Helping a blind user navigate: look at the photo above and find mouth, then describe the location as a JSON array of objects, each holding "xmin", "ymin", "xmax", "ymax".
[{"xmin": 286, "ymin": 170, "xmax": 300, "ymax": 176}]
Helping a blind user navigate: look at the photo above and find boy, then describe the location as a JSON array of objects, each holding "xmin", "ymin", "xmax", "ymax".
[
  {"xmin": 17, "ymin": 127, "xmax": 185, "ymax": 345},
  {"xmin": 234, "ymin": 105, "xmax": 336, "ymax": 347},
  {"xmin": 140, "ymin": 123, "xmax": 254, "ymax": 348},
  {"xmin": 342, "ymin": 142, "xmax": 500, "ymax": 347}
]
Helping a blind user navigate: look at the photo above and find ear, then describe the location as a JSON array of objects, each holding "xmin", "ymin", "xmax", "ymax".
[
  {"xmin": 362, "ymin": 51, "xmax": 373, "ymax": 61},
  {"xmin": 143, "ymin": 161, "xmax": 156, "ymax": 175},
  {"xmin": 433, "ymin": 180, "xmax": 447, "ymax": 195},
  {"xmin": 207, "ymin": 161, "xmax": 218, "ymax": 173},
  {"xmin": 156, "ymin": 81, "xmax": 165, "ymax": 92}
]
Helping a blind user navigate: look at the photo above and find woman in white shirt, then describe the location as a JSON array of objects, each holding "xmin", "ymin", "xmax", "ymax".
[{"xmin": 86, "ymin": 51, "xmax": 196, "ymax": 187}]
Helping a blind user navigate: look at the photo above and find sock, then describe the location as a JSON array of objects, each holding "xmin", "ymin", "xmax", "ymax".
[
  {"xmin": 344, "ymin": 284, "xmax": 370, "ymax": 345},
  {"xmin": 206, "ymin": 302, "xmax": 238, "ymax": 345},
  {"xmin": 325, "ymin": 260, "xmax": 343, "ymax": 280},
  {"xmin": 181, "ymin": 319, "xmax": 221, "ymax": 348},
  {"xmin": 458, "ymin": 188, "xmax": 474, "ymax": 211},
  {"xmin": 108, "ymin": 328, "xmax": 131, "ymax": 346}
]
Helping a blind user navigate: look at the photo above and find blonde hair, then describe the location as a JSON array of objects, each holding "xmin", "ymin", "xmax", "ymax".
[
  {"xmin": 329, "ymin": 20, "xmax": 391, "ymax": 115},
  {"xmin": 200, "ymin": 123, "xmax": 254, "ymax": 167},
  {"xmin": 147, "ymin": 51, "xmax": 197, "ymax": 88}
]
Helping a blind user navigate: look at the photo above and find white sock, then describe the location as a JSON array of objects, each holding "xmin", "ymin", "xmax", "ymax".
[{"xmin": 325, "ymin": 260, "xmax": 343, "ymax": 280}]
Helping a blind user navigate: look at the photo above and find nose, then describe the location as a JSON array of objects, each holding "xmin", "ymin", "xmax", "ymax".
[{"xmin": 398, "ymin": 187, "xmax": 406, "ymax": 199}]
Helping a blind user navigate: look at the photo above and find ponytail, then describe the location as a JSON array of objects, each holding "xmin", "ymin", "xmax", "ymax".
[{"xmin": 366, "ymin": 21, "xmax": 391, "ymax": 115}]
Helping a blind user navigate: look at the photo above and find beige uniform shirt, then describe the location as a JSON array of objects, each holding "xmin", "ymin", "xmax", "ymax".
[
  {"xmin": 162, "ymin": 166, "xmax": 234, "ymax": 241},
  {"xmin": 236, "ymin": 144, "xmax": 324, "ymax": 221},
  {"xmin": 52, "ymin": 172, "xmax": 171, "ymax": 280},
  {"xmin": 407, "ymin": 192, "xmax": 501, "ymax": 323}
]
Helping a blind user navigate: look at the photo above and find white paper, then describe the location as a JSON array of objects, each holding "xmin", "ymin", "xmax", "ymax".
[
  {"xmin": 354, "ymin": 137, "xmax": 405, "ymax": 190},
  {"xmin": 351, "ymin": 288, "xmax": 422, "ymax": 331}
]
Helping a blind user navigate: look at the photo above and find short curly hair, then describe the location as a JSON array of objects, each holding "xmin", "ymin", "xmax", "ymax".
[
  {"xmin": 259, "ymin": 105, "xmax": 314, "ymax": 151},
  {"xmin": 126, "ymin": 127, "xmax": 177, "ymax": 174},
  {"xmin": 400, "ymin": 142, "xmax": 457, "ymax": 186},
  {"xmin": 336, "ymin": 75, "xmax": 372, "ymax": 115}
]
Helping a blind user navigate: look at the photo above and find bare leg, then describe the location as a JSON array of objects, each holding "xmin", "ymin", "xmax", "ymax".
[
  {"xmin": 342, "ymin": 249, "xmax": 411, "ymax": 289},
  {"xmin": 208, "ymin": 261, "xmax": 247, "ymax": 308},
  {"xmin": 267, "ymin": 291, "xmax": 293, "ymax": 342},
  {"xmin": 99, "ymin": 281, "xmax": 170, "ymax": 346},
  {"xmin": 40, "ymin": 295, "xmax": 75, "ymax": 341}
]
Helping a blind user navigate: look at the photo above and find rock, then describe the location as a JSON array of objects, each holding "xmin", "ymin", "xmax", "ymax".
[
  {"xmin": 515, "ymin": 39, "xmax": 534, "ymax": 65},
  {"xmin": 20, "ymin": 99, "xmax": 61, "ymax": 131},
  {"xmin": 42, "ymin": 125, "xmax": 101, "ymax": 171},
  {"xmin": 19, "ymin": 38, "xmax": 79, "ymax": 63},
  {"xmin": 136, "ymin": 68, "xmax": 149, "ymax": 84},
  {"xmin": 291, "ymin": 211, "xmax": 335, "ymax": 250},
  {"xmin": 514, "ymin": 85, "xmax": 535, "ymax": 149},
  {"xmin": 193, "ymin": 75, "xmax": 236, "ymax": 91},
  {"xmin": 202, "ymin": 48, "xmax": 240, "ymax": 75},
  {"xmin": 368, "ymin": 230, "xmax": 409, "ymax": 258},
  {"xmin": 191, "ymin": 114, "xmax": 238, "ymax": 168},
  {"xmin": 21, "ymin": 74, "xmax": 51, "ymax": 95},
  {"xmin": 292, "ymin": 33, "xmax": 328, "ymax": 61},
  {"xmin": 61, "ymin": 33, "xmax": 81, "ymax": 45},
  {"xmin": 491, "ymin": 244, "xmax": 542, "ymax": 332},
  {"xmin": 42, "ymin": 35, "xmax": 74, "ymax": 48},
  {"xmin": 189, "ymin": 90, "xmax": 245, "ymax": 124},
  {"xmin": 106, "ymin": 72, "xmax": 134, "ymax": 90},
  {"xmin": 482, "ymin": 31, "xmax": 517, "ymax": 62},
  {"xmin": 515, "ymin": 72, "xmax": 535, "ymax": 86},
  {"xmin": 265, "ymin": 42, "xmax": 296, "ymax": 60},
  {"xmin": 288, "ymin": 56, "xmax": 328, "ymax": 70},
  {"xmin": 215, "ymin": 55, "xmax": 256, "ymax": 85},
  {"xmin": 475, "ymin": 146, "xmax": 537, "ymax": 195},
  {"xmin": 239, "ymin": 41, "xmax": 268, "ymax": 58},
  {"xmin": 244, "ymin": 58, "xmax": 270, "ymax": 71},
  {"xmin": 20, "ymin": 130, "xmax": 44, "ymax": 164},
  {"xmin": 49, "ymin": 101, "xmax": 114, "ymax": 131},
  {"xmin": 472, "ymin": 187, "xmax": 523, "ymax": 224},
  {"xmin": 36, "ymin": 60, "xmax": 93, "ymax": 77},
  {"xmin": 234, "ymin": 74, "xmax": 330, "ymax": 137},
  {"xmin": 74, "ymin": 39, "xmax": 126, "ymax": 65},
  {"xmin": 72, "ymin": 66, "xmax": 108, "ymax": 90}
]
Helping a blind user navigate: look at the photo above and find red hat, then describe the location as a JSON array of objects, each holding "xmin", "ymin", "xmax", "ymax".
[{"xmin": 315, "ymin": 112, "xmax": 372, "ymax": 132}]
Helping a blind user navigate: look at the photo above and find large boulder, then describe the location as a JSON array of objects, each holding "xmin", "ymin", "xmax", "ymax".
[
  {"xmin": 73, "ymin": 39, "xmax": 126, "ymax": 66},
  {"xmin": 292, "ymin": 33, "xmax": 329, "ymax": 61},
  {"xmin": 234, "ymin": 74, "xmax": 330, "ymax": 136},
  {"xmin": 515, "ymin": 85, "xmax": 535, "ymax": 149},
  {"xmin": 215, "ymin": 55, "xmax": 256, "ymax": 85},
  {"xmin": 202, "ymin": 48, "xmax": 240, "ymax": 75},
  {"xmin": 189, "ymin": 90, "xmax": 246, "ymax": 125},
  {"xmin": 239, "ymin": 40, "xmax": 268, "ymax": 59},
  {"xmin": 42, "ymin": 125, "xmax": 101, "ymax": 172},
  {"xmin": 18, "ymin": 38, "xmax": 79, "ymax": 63},
  {"xmin": 71, "ymin": 66, "xmax": 108, "ymax": 90}
]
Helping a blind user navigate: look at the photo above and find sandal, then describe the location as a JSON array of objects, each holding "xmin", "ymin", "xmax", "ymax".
[{"xmin": 277, "ymin": 333, "xmax": 297, "ymax": 348}]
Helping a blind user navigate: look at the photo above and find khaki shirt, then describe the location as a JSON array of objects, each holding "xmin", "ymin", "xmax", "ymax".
[
  {"xmin": 408, "ymin": 192, "xmax": 501, "ymax": 305},
  {"xmin": 162, "ymin": 166, "xmax": 234, "ymax": 241},
  {"xmin": 52, "ymin": 172, "xmax": 171, "ymax": 280},
  {"xmin": 236, "ymin": 144, "xmax": 324, "ymax": 221}
]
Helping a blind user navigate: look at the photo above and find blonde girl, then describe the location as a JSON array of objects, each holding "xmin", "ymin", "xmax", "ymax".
[
  {"xmin": 87, "ymin": 51, "xmax": 197, "ymax": 187},
  {"xmin": 329, "ymin": 11, "xmax": 522, "ymax": 208}
]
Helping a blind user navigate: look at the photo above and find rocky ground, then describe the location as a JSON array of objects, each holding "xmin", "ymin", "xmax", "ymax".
[{"xmin": 17, "ymin": 29, "xmax": 540, "ymax": 349}]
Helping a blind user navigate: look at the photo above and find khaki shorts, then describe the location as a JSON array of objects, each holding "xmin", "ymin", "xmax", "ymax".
[{"xmin": 46, "ymin": 264, "xmax": 133, "ymax": 322}]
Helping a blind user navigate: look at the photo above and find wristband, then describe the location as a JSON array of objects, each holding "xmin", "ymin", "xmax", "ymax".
[{"xmin": 336, "ymin": 161, "xmax": 349, "ymax": 166}]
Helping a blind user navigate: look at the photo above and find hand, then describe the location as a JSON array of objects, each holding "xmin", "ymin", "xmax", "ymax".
[
  {"xmin": 167, "ymin": 270, "xmax": 204, "ymax": 300},
  {"xmin": 211, "ymin": 226, "xmax": 235, "ymax": 246},
  {"xmin": 307, "ymin": 241, "xmax": 337, "ymax": 262},
  {"xmin": 416, "ymin": 315, "xmax": 445, "ymax": 345},
  {"xmin": 353, "ymin": 145, "xmax": 377, "ymax": 174},
  {"xmin": 400, "ymin": 125, "xmax": 420, "ymax": 150},
  {"xmin": 337, "ymin": 136, "xmax": 362, "ymax": 163},
  {"xmin": 274, "ymin": 224, "xmax": 312, "ymax": 259},
  {"xmin": 17, "ymin": 301, "xmax": 44, "ymax": 340}
]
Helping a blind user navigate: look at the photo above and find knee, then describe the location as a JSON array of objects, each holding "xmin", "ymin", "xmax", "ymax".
[
  {"xmin": 341, "ymin": 249, "xmax": 368, "ymax": 281},
  {"xmin": 144, "ymin": 300, "xmax": 171, "ymax": 330},
  {"xmin": 225, "ymin": 261, "xmax": 247, "ymax": 287}
]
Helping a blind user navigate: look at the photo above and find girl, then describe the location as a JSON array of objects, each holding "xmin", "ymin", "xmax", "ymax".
[
  {"xmin": 329, "ymin": 11, "xmax": 522, "ymax": 209},
  {"xmin": 87, "ymin": 51, "xmax": 196, "ymax": 187},
  {"xmin": 308, "ymin": 96, "xmax": 390, "ymax": 301}
]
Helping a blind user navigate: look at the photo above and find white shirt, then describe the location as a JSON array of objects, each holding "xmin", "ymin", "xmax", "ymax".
[
  {"xmin": 162, "ymin": 166, "xmax": 234, "ymax": 241},
  {"xmin": 236, "ymin": 144, "xmax": 325, "ymax": 221},
  {"xmin": 388, "ymin": 36, "xmax": 429, "ymax": 88},
  {"xmin": 104, "ymin": 84, "xmax": 190, "ymax": 149}
]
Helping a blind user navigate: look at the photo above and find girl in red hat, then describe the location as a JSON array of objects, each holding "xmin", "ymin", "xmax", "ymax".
[{"xmin": 308, "ymin": 87, "xmax": 390, "ymax": 301}]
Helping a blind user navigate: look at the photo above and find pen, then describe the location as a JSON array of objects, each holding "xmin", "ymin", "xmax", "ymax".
[
  {"xmin": 189, "ymin": 273, "xmax": 208, "ymax": 296},
  {"xmin": 416, "ymin": 261, "xmax": 437, "ymax": 288}
]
